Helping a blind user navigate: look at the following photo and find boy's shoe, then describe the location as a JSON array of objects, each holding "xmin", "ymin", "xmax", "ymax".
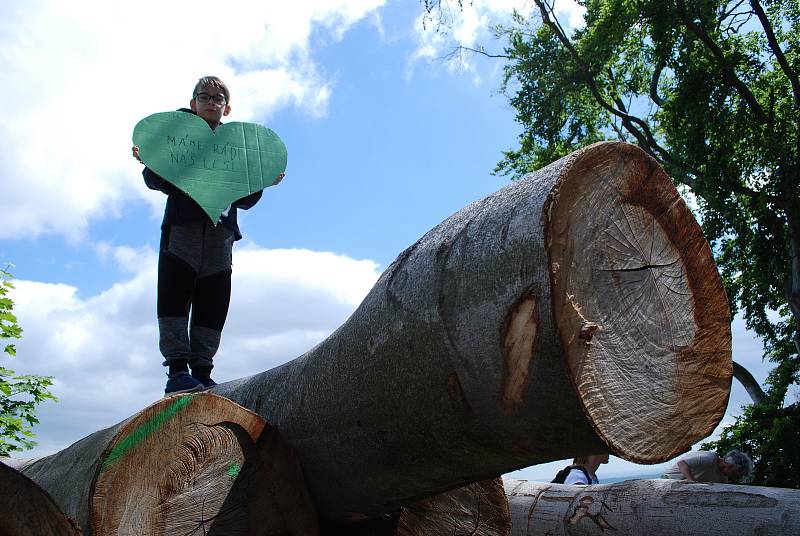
[
  {"xmin": 164, "ymin": 371, "xmax": 205, "ymax": 395},
  {"xmin": 191, "ymin": 367, "xmax": 217, "ymax": 389},
  {"xmin": 194, "ymin": 376, "xmax": 217, "ymax": 389},
  {"xmin": 201, "ymin": 377, "xmax": 217, "ymax": 389}
]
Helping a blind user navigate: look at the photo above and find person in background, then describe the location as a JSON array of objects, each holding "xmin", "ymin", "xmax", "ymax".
[
  {"xmin": 562, "ymin": 453, "xmax": 610, "ymax": 485},
  {"xmin": 661, "ymin": 449, "xmax": 753, "ymax": 483}
]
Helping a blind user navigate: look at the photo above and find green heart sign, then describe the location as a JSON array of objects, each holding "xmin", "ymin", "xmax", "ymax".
[{"xmin": 133, "ymin": 111, "xmax": 287, "ymax": 223}]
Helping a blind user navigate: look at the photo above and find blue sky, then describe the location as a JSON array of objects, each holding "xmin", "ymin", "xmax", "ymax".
[{"xmin": 0, "ymin": 0, "xmax": 779, "ymax": 482}]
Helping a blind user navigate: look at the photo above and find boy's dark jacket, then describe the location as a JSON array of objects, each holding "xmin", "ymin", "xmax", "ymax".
[{"xmin": 142, "ymin": 108, "xmax": 262, "ymax": 241}]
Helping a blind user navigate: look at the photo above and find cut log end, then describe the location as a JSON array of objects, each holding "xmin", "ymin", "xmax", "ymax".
[
  {"xmin": 0, "ymin": 461, "xmax": 82, "ymax": 535},
  {"xmin": 547, "ymin": 142, "xmax": 732, "ymax": 463},
  {"xmin": 90, "ymin": 393, "xmax": 318, "ymax": 536},
  {"xmin": 397, "ymin": 478, "xmax": 511, "ymax": 536}
]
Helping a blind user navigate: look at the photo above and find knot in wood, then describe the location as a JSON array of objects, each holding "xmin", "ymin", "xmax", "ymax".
[{"xmin": 579, "ymin": 322, "xmax": 599, "ymax": 342}]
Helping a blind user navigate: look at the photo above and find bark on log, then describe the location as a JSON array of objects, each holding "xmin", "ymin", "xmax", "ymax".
[
  {"xmin": 14, "ymin": 393, "xmax": 317, "ymax": 536},
  {"xmin": 504, "ymin": 478, "xmax": 800, "ymax": 536},
  {"xmin": 0, "ymin": 461, "xmax": 82, "ymax": 535},
  {"xmin": 396, "ymin": 478, "xmax": 511, "ymax": 536},
  {"xmin": 214, "ymin": 141, "xmax": 731, "ymax": 519},
  {"xmin": 23, "ymin": 141, "xmax": 731, "ymax": 524}
]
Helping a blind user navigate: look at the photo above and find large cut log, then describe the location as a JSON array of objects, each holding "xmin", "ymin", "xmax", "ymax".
[
  {"xmin": 213, "ymin": 141, "xmax": 731, "ymax": 519},
  {"xmin": 24, "ymin": 141, "xmax": 731, "ymax": 524},
  {"xmin": 396, "ymin": 478, "xmax": 511, "ymax": 536},
  {"xmin": 10, "ymin": 393, "xmax": 317, "ymax": 535},
  {"xmin": 504, "ymin": 478, "xmax": 800, "ymax": 535},
  {"xmin": 0, "ymin": 461, "xmax": 82, "ymax": 535},
  {"xmin": 322, "ymin": 478, "xmax": 511, "ymax": 536}
]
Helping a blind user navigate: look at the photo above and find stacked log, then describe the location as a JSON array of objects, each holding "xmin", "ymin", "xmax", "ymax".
[
  {"xmin": 322, "ymin": 478, "xmax": 511, "ymax": 535},
  {"xmin": 0, "ymin": 461, "xmax": 82, "ymax": 535},
  {"xmin": 16, "ymin": 142, "xmax": 733, "ymax": 526},
  {"xmin": 396, "ymin": 478, "xmax": 511, "ymax": 535},
  {"xmin": 9, "ymin": 393, "xmax": 317, "ymax": 535},
  {"xmin": 504, "ymin": 478, "xmax": 800, "ymax": 535},
  {"xmin": 328, "ymin": 477, "xmax": 800, "ymax": 536},
  {"xmin": 213, "ymin": 141, "xmax": 732, "ymax": 519}
]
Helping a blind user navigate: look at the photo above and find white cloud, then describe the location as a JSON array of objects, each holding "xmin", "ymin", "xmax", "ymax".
[
  {"xmin": 8, "ymin": 246, "xmax": 380, "ymax": 457},
  {"xmin": 0, "ymin": 0, "xmax": 385, "ymax": 241}
]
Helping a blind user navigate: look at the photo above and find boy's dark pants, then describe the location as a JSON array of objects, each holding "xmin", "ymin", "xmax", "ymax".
[{"xmin": 157, "ymin": 222, "xmax": 234, "ymax": 369}]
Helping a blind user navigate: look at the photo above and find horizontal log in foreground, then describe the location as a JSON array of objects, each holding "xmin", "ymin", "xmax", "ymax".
[
  {"xmin": 213, "ymin": 141, "xmax": 732, "ymax": 519},
  {"xmin": 0, "ymin": 461, "xmax": 81, "ymax": 535},
  {"xmin": 504, "ymin": 478, "xmax": 800, "ymax": 536}
]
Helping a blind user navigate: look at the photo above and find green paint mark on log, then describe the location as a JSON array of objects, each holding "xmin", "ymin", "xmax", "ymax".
[
  {"xmin": 227, "ymin": 461, "xmax": 241, "ymax": 478},
  {"xmin": 102, "ymin": 395, "xmax": 195, "ymax": 469}
]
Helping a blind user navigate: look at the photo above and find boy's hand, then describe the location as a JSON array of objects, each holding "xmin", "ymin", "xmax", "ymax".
[
  {"xmin": 275, "ymin": 172, "xmax": 285, "ymax": 185},
  {"xmin": 131, "ymin": 145, "xmax": 143, "ymax": 164}
]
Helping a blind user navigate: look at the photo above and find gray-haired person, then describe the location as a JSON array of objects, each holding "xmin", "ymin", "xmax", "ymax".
[{"xmin": 662, "ymin": 450, "xmax": 753, "ymax": 483}]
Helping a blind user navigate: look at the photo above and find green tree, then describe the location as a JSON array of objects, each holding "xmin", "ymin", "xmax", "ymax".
[
  {"xmin": 1, "ymin": 266, "xmax": 57, "ymax": 456},
  {"xmin": 422, "ymin": 0, "xmax": 799, "ymax": 486}
]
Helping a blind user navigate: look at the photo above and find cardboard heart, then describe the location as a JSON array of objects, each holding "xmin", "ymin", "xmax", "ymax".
[{"xmin": 133, "ymin": 111, "xmax": 287, "ymax": 223}]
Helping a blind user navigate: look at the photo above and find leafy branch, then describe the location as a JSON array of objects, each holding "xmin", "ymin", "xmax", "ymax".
[{"xmin": 1, "ymin": 266, "xmax": 57, "ymax": 456}]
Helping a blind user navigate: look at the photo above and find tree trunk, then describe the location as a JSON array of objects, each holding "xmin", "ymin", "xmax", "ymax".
[
  {"xmin": 504, "ymin": 478, "xmax": 800, "ymax": 535},
  {"xmin": 733, "ymin": 360, "xmax": 766, "ymax": 404},
  {"xmin": 12, "ymin": 393, "xmax": 317, "ymax": 536},
  {"xmin": 24, "ymin": 141, "xmax": 731, "ymax": 524},
  {"xmin": 396, "ymin": 478, "xmax": 511, "ymax": 536},
  {"xmin": 0, "ymin": 461, "xmax": 82, "ymax": 535},
  {"xmin": 214, "ymin": 141, "xmax": 731, "ymax": 519}
]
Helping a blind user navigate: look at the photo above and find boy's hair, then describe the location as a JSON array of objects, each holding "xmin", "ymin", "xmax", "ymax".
[{"xmin": 193, "ymin": 76, "xmax": 230, "ymax": 103}]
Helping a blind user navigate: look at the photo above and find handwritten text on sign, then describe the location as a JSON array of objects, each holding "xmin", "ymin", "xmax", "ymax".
[{"xmin": 133, "ymin": 111, "xmax": 287, "ymax": 223}]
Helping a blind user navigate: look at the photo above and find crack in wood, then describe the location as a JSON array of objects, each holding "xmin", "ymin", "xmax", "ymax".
[{"xmin": 597, "ymin": 260, "xmax": 681, "ymax": 272}]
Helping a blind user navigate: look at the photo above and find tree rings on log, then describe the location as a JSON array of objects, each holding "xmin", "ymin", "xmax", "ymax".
[
  {"xmin": 90, "ymin": 393, "xmax": 318, "ymax": 535},
  {"xmin": 545, "ymin": 142, "xmax": 731, "ymax": 463},
  {"xmin": 0, "ymin": 461, "xmax": 82, "ymax": 535},
  {"xmin": 397, "ymin": 478, "xmax": 511, "ymax": 536}
]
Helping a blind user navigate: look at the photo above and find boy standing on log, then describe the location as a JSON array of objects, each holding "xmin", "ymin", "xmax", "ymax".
[{"xmin": 132, "ymin": 76, "xmax": 284, "ymax": 395}]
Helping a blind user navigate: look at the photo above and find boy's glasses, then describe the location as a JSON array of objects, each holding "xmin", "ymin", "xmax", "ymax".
[{"xmin": 194, "ymin": 93, "xmax": 227, "ymax": 105}]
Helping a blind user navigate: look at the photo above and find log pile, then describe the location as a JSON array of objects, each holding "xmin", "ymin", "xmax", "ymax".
[
  {"xmin": 8, "ymin": 142, "xmax": 739, "ymax": 533},
  {"xmin": 504, "ymin": 478, "xmax": 800, "ymax": 536}
]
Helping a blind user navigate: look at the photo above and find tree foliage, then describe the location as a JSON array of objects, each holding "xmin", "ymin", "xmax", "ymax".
[
  {"xmin": 0, "ymin": 266, "xmax": 57, "ymax": 456},
  {"xmin": 422, "ymin": 0, "xmax": 799, "ymax": 486},
  {"xmin": 704, "ymin": 398, "xmax": 800, "ymax": 487}
]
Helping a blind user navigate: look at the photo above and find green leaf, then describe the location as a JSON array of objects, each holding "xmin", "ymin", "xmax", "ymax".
[{"xmin": 0, "ymin": 266, "xmax": 57, "ymax": 455}]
